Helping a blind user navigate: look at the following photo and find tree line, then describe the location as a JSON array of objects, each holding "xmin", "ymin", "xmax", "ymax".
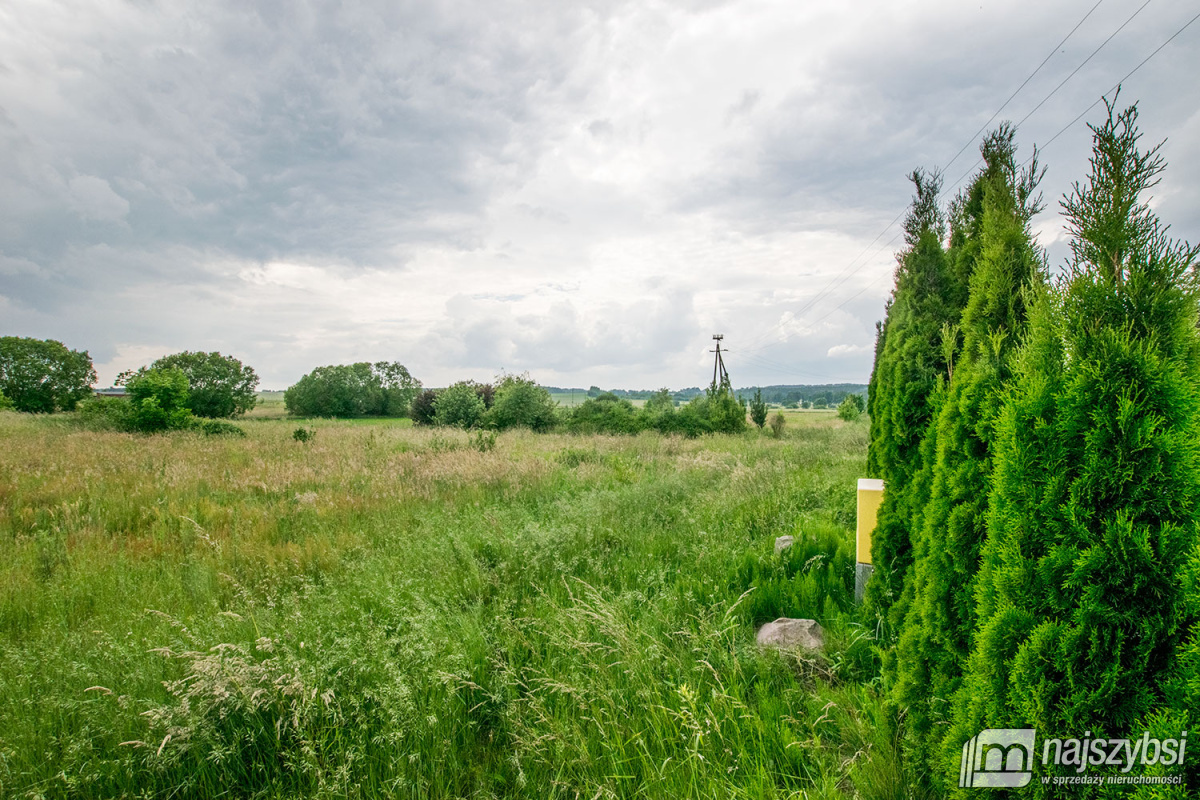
[
  {"xmin": 865, "ymin": 97, "xmax": 1200, "ymax": 795},
  {"xmin": 0, "ymin": 339, "xmax": 772, "ymax": 438}
]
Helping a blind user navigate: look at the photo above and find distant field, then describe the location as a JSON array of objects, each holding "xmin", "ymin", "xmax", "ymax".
[{"xmin": 0, "ymin": 409, "xmax": 890, "ymax": 798}]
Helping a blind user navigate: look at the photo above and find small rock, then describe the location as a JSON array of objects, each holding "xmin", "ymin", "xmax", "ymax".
[
  {"xmin": 756, "ymin": 618, "xmax": 824, "ymax": 651},
  {"xmin": 774, "ymin": 535, "xmax": 794, "ymax": 554}
]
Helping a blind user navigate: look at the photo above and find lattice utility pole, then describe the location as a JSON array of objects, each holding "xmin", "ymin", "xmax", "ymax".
[{"xmin": 710, "ymin": 334, "xmax": 729, "ymax": 390}]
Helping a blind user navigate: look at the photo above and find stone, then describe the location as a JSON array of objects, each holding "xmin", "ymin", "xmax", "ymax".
[
  {"xmin": 774, "ymin": 535, "xmax": 794, "ymax": 554},
  {"xmin": 756, "ymin": 618, "xmax": 824, "ymax": 651}
]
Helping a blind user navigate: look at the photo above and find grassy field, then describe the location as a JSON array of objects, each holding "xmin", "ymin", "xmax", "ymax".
[{"xmin": 0, "ymin": 409, "xmax": 900, "ymax": 799}]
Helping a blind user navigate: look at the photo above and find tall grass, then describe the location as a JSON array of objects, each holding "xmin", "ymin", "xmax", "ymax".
[{"xmin": 0, "ymin": 410, "xmax": 907, "ymax": 798}]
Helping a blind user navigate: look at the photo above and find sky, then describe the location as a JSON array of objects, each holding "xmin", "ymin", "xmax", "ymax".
[{"xmin": 2, "ymin": 0, "xmax": 1198, "ymax": 390}]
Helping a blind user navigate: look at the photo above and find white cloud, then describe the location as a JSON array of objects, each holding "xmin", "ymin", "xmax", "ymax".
[{"xmin": 1, "ymin": 0, "xmax": 1197, "ymax": 389}]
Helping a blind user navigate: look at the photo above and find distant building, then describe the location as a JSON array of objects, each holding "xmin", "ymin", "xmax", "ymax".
[{"xmin": 93, "ymin": 387, "xmax": 128, "ymax": 398}]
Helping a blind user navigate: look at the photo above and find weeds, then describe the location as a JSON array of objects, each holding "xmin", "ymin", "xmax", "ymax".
[{"xmin": 0, "ymin": 410, "xmax": 890, "ymax": 798}]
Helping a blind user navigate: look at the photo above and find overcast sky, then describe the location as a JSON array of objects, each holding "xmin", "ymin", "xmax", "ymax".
[{"xmin": 2, "ymin": 0, "xmax": 1198, "ymax": 390}]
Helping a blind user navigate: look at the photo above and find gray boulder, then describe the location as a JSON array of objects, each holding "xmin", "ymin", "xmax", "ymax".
[
  {"xmin": 774, "ymin": 535, "xmax": 794, "ymax": 554},
  {"xmin": 756, "ymin": 618, "xmax": 824, "ymax": 651}
]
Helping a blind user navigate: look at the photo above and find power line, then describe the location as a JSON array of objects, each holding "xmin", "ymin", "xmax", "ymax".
[
  {"xmin": 940, "ymin": 0, "xmax": 1107, "ymax": 177},
  {"xmin": 1033, "ymin": 7, "xmax": 1200, "ymax": 157},
  {"xmin": 740, "ymin": 0, "xmax": 1118, "ymax": 355},
  {"xmin": 817, "ymin": 8, "xmax": 1199, "ymax": 328},
  {"xmin": 941, "ymin": 0, "xmax": 1156, "ymax": 202}
]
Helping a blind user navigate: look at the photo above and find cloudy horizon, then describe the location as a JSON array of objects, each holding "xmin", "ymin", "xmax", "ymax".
[{"xmin": 2, "ymin": 0, "xmax": 1198, "ymax": 391}]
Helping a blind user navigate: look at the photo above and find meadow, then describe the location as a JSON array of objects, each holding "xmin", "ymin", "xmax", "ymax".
[{"xmin": 0, "ymin": 409, "xmax": 901, "ymax": 799}]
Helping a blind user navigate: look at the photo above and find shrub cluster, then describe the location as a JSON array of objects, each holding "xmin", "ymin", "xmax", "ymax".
[
  {"xmin": 77, "ymin": 367, "xmax": 246, "ymax": 437},
  {"xmin": 284, "ymin": 361, "xmax": 420, "ymax": 418},
  {"xmin": 565, "ymin": 387, "xmax": 748, "ymax": 437}
]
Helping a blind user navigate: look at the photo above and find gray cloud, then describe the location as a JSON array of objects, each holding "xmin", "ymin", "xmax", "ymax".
[{"xmin": 1, "ymin": 0, "xmax": 1197, "ymax": 390}]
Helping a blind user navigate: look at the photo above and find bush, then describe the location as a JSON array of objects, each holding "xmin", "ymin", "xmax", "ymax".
[
  {"xmin": 127, "ymin": 367, "xmax": 194, "ymax": 433},
  {"xmin": 471, "ymin": 430, "xmax": 497, "ymax": 452},
  {"xmin": 122, "ymin": 351, "xmax": 259, "ymax": 418},
  {"xmin": 197, "ymin": 419, "xmax": 246, "ymax": 437},
  {"xmin": 75, "ymin": 397, "xmax": 132, "ymax": 431},
  {"xmin": 568, "ymin": 393, "xmax": 641, "ymax": 434},
  {"xmin": 433, "ymin": 381, "xmax": 486, "ymax": 429},
  {"xmin": 293, "ymin": 427, "xmax": 316, "ymax": 443},
  {"xmin": 836, "ymin": 396, "xmax": 861, "ymax": 421},
  {"xmin": 768, "ymin": 412, "xmax": 786, "ymax": 438},
  {"xmin": 284, "ymin": 362, "xmax": 420, "ymax": 418},
  {"xmin": 0, "ymin": 337, "xmax": 96, "ymax": 412},
  {"xmin": 0, "ymin": 389, "xmax": 14, "ymax": 411},
  {"xmin": 488, "ymin": 373, "xmax": 557, "ymax": 432},
  {"xmin": 409, "ymin": 389, "xmax": 439, "ymax": 426}
]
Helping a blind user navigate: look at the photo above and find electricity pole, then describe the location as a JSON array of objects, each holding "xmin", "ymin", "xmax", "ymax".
[{"xmin": 710, "ymin": 334, "xmax": 729, "ymax": 391}]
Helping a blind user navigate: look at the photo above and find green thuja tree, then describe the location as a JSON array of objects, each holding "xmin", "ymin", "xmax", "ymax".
[
  {"xmin": 865, "ymin": 169, "xmax": 962, "ymax": 632},
  {"xmin": 948, "ymin": 99, "xmax": 1200, "ymax": 795},
  {"xmin": 891, "ymin": 125, "xmax": 1046, "ymax": 790}
]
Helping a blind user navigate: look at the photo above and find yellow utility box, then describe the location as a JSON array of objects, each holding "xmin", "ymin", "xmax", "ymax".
[
  {"xmin": 856, "ymin": 478, "xmax": 884, "ymax": 564},
  {"xmin": 855, "ymin": 478, "xmax": 884, "ymax": 602}
]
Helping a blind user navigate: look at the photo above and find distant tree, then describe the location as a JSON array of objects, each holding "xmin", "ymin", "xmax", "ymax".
[
  {"xmin": 410, "ymin": 388, "xmax": 439, "ymax": 426},
  {"xmin": 836, "ymin": 396, "xmax": 861, "ymax": 421},
  {"xmin": 433, "ymin": 381, "xmax": 486, "ymax": 429},
  {"xmin": 122, "ymin": 351, "xmax": 259, "ymax": 418},
  {"xmin": 0, "ymin": 337, "xmax": 96, "ymax": 413},
  {"xmin": 475, "ymin": 382, "xmax": 495, "ymax": 409},
  {"xmin": 285, "ymin": 363, "xmax": 381, "ymax": 417},
  {"xmin": 749, "ymin": 389, "xmax": 768, "ymax": 429},
  {"xmin": 489, "ymin": 373, "xmax": 557, "ymax": 432},
  {"xmin": 848, "ymin": 393, "xmax": 865, "ymax": 412},
  {"xmin": 768, "ymin": 412, "xmax": 786, "ymax": 438},
  {"xmin": 587, "ymin": 385, "xmax": 601, "ymax": 398},
  {"xmin": 373, "ymin": 361, "xmax": 422, "ymax": 416},
  {"xmin": 284, "ymin": 362, "xmax": 419, "ymax": 418},
  {"xmin": 644, "ymin": 387, "xmax": 674, "ymax": 412},
  {"xmin": 126, "ymin": 367, "xmax": 194, "ymax": 433},
  {"xmin": 950, "ymin": 101, "xmax": 1200, "ymax": 791}
]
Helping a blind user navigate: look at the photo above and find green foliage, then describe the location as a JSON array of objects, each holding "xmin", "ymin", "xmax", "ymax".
[
  {"xmin": 75, "ymin": 396, "xmax": 132, "ymax": 431},
  {"xmin": 470, "ymin": 430, "xmax": 497, "ymax": 452},
  {"xmin": 433, "ymin": 381, "xmax": 486, "ymax": 429},
  {"xmin": 409, "ymin": 388, "xmax": 438, "ymax": 426},
  {"xmin": 891, "ymin": 125, "xmax": 1046, "ymax": 790},
  {"xmin": 836, "ymin": 396, "xmax": 861, "ymax": 421},
  {"xmin": 567, "ymin": 392, "xmax": 641, "ymax": 434},
  {"xmin": 700, "ymin": 384, "xmax": 748, "ymax": 434},
  {"xmin": 196, "ymin": 419, "xmax": 246, "ymax": 437},
  {"xmin": 750, "ymin": 389, "xmax": 768, "ymax": 428},
  {"xmin": 0, "ymin": 389, "xmax": 14, "ymax": 411},
  {"xmin": 768, "ymin": 412, "xmax": 786, "ymax": 438},
  {"xmin": 864, "ymin": 169, "xmax": 964, "ymax": 630},
  {"xmin": 487, "ymin": 373, "xmax": 557, "ymax": 432},
  {"xmin": 284, "ymin": 362, "xmax": 421, "ymax": 418},
  {"xmin": 0, "ymin": 336, "xmax": 96, "ymax": 413},
  {"xmin": 372, "ymin": 361, "xmax": 422, "ymax": 416},
  {"xmin": 127, "ymin": 367, "xmax": 195, "ymax": 433},
  {"xmin": 950, "ymin": 100, "xmax": 1200, "ymax": 794},
  {"xmin": 293, "ymin": 427, "xmax": 316, "ymax": 443},
  {"xmin": 126, "ymin": 351, "xmax": 259, "ymax": 418}
]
